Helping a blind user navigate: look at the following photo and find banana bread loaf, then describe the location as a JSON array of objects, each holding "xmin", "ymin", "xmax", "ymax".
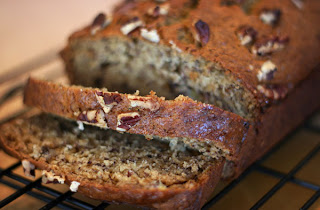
[
  {"xmin": 60, "ymin": 0, "xmax": 320, "ymax": 177},
  {"xmin": 0, "ymin": 114, "xmax": 224, "ymax": 209}
]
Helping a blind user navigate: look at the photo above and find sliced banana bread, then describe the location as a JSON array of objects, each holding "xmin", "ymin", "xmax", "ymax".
[
  {"xmin": 0, "ymin": 114, "xmax": 224, "ymax": 209},
  {"xmin": 24, "ymin": 77, "xmax": 249, "ymax": 163}
]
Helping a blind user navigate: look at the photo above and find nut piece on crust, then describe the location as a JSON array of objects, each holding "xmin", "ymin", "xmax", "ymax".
[
  {"xmin": 257, "ymin": 84, "xmax": 288, "ymax": 100},
  {"xmin": 257, "ymin": 60, "xmax": 277, "ymax": 81},
  {"xmin": 70, "ymin": 181, "xmax": 81, "ymax": 192},
  {"xmin": 90, "ymin": 13, "xmax": 112, "ymax": 35},
  {"xmin": 77, "ymin": 109, "xmax": 107, "ymax": 128},
  {"xmin": 95, "ymin": 92, "xmax": 121, "ymax": 114},
  {"xmin": 42, "ymin": 170, "xmax": 65, "ymax": 184},
  {"xmin": 236, "ymin": 25, "xmax": 257, "ymax": 46},
  {"xmin": 22, "ymin": 159, "xmax": 36, "ymax": 178},
  {"xmin": 260, "ymin": 9, "xmax": 281, "ymax": 25},
  {"xmin": 140, "ymin": 29, "xmax": 160, "ymax": 43},
  {"xmin": 252, "ymin": 36, "xmax": 289, "ymax": 56},
  {"xmin": 117, "ymin": 112, "xmax": 141, "ymax": 132},
  {"xmin": 120, "ymin": 17, "xmax": 144, "ymax": 35},
  {"xmin": 127, "ymin": 95, "xmax": 160, "ymax": 111}
]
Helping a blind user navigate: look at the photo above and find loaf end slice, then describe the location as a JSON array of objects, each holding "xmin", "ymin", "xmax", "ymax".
[
  {"xmin": 24, "ymin": 77, "xmax": 249, "ymax": 162},
  {"xmin": 0, "ymin": 114, "xmax": 224, "ymax": 209}
]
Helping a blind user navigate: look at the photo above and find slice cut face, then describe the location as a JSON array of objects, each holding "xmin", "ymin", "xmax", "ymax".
[
  {"xmin": 23, "ymin": 77, "xmax": 249, "ymax": 161},
  {"xmin": 0, "ymin": 114, "xmax": 224, "ymax": 209}
]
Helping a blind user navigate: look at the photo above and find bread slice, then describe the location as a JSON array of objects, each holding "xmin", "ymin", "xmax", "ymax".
[
  {"xmin": 0, "ymin": 113, "xmax": 223, "ymax": 209},
  {"xmin": 24, "ymin": 77, "xmax": 248, "ymax": 163}
]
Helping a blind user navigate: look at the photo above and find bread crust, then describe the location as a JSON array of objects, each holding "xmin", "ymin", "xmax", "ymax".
[
  {"xmin": 235, "ymin": 66, "xmax": 320, "ymax": 176},
  {"xmin": 0, "ymin": 115, "xmax": 224, "ymax": 209}
]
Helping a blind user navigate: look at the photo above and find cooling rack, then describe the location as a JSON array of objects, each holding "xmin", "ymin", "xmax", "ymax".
[{"xmin": 0, "ymin": 59, "xmax": 319, "ymax": 210}]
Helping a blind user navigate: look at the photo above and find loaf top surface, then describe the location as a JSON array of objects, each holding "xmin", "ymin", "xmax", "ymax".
[{"xmin": 69, "ymin": 0, "xmax": 320, "ymax": 103}]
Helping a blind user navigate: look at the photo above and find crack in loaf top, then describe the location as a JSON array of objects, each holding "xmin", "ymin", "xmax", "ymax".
[{"xmin": 69, "ymin": 0, "xmax": 320, "ymax": 104}]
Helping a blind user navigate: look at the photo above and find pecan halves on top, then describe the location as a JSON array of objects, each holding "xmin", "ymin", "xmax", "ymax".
[{"xmin": 194, "ymin": 20, "xmax": 210, "ymax": 46}]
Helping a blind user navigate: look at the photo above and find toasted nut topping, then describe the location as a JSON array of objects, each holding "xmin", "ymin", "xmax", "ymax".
[
  {"xmin": 257, "ymin": 84, "xmax": 288, "ymax": 100},
  {"xmin": 95, "ymin": 92, "xmax": 121, "ymax": 114},
  {"xmin": 78, "ymin": 110, "xmax": 97, "ymax": 123},
  {"xmin": 96, "ymin": 91, "xmax": 122, "ymax": 105},
  {"xmin": 257, "ymin": 60, "xmax": 277, "ymax": 81},
  {"xmin": 96, "ymin": 109, "xmax": 107, "ymax": 125},
  {"xmin": 252, "ymin": 36, "xmax": 289, "ymax": 56},
  {"xmin": 237, "ymin": 26, "xmax": 257, "ymax": 45},
  {"xmin": 260, "ymin": 9, "xmax": 281, "ymax": 25},
  {"xmin": 70, "ymin": 181, "xmax": 80, "ymax": 192},
  {"xmin": 169, "ymin": 40, "xmax": 182, "ymax": 53},
  {"xmin": 291, "ymin": 0, "xmax": 304, "ymax": 9},
  {"xmin": 194, "ymin": 20, "xmax": 210, "ymax": 45},
  {"xmin": 91, "ymin": 13, "xmax": 112, "ymax": 35},
  {"xmin": 42, "ymin": 170, "xmax": 65, "ymax": 184},
  {"xmin": 87, "ymin": 110, "xmax": 97, "ymax": 121},
  {"xmin": 117, "ymin": 112, "xmax": 140, "ymax": 132},
  {"xmin": 140, "ymin": 28, "xmax": 160, "ymax": 43},
  {"xmin": 120, "ymin": 17, "xmax": 144, "ymax": 35},
  {"xmin": 147, "ymin": 4, "xmax": 169, "ymax": 17},
  {"xmin": 22, "ymin": 160, "xmax": 35, "ymax": 178},
  {"xmin": 128, "ymin": 95, "xmax": 160, "ymax": 111},
  {"xmin": 78, "ymin": 109, "xmax": 107, "ymax": 128}
]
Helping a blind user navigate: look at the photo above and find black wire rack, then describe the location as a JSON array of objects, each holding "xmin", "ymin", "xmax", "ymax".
[{"xmin": 0, "ymin": 85, "xmax": 319, "ymax": 210}]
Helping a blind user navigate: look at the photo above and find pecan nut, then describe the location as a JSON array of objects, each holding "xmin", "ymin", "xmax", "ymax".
[
  {"xmin": 236, "ymin": 25, "xmax": 257, "ymax": 46},
  {"xmin": 140, "ymin": 28, "xmax": 160, "ymax": 43},
  {"xmin": 257, "ymin": 60, "xmax": 277, "ymax": 81},
  {"xmin": 252, "ymin": 36, "xmax": 289, "ymax": 56},
  {"xmin": 91, "ymin": 13, "xmax": 112, "ymax": 35},
  {"xmin": 117, "ymin": 112, "xmax": 141, "ymax": 132},
  {"xmin": 120, "ymin": 17, "xmax": 144, "ymax": 35},
  {"xmin": 147, "ymin": 4, "xmax": 169, "ymax": 17},
  {"xmin": 260, "ymin": 9, "xmax": 281, "ymax": 25},
  {"xmin": 42, "ymin": 170, "xmax": 65, "ymax": 184},
  {"xmin": 194, "ymin": 20, "xmax": 210, "ymax": 46},
  {"xmin": 96, "ymin": 91, "xmax": 121, "ymax": 114},
  {"xmin": 70, "ymin": 181, "xmax": 81, "ymax": 192},
  {"xmin": 77, "ymin": 109, "xmax": 107, "ymax": 127},
  {"xmin": 257, "ymin": 84, "xmax": 288, "ymax": 100},
  {"xmin": 128, "ymin": 95, "xmax": 160, "ymax": 111},
  {"xmin": 22, "ymin": 160, "xmax": 36, "ymax": 178},
  {"xmin": 96, "ymin": 91, "xmax": 122, "ymax": 104}
]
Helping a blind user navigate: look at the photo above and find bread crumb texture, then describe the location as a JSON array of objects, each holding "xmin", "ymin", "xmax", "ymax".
[{"xmin": 2, "ymin": 114, "xmax": 213, "ymax": 188}]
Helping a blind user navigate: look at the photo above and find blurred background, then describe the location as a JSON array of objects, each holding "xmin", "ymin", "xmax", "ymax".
[{"xmin": 0, "ymin": 0, "xmax": 120, "ymax": 79}]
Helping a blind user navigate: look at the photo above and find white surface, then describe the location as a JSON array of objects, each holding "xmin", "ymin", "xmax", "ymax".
[{"xmin": 0, "ymin": 0, "xmax": 120, "ymax": 76}]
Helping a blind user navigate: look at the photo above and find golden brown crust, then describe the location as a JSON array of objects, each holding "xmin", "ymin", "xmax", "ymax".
[
  {"xmin": 64, "ymin": 0, "xmax": 320, "ymax": 107},
  {"xmin": 236, "ymin": 66, "xmax": 320, "ymax": 177},
  {"xmin": 24, "ymin": 77, "xmax": 248, "ymax": 160},
  {"xmin": 0, "ymin": 115, "xmax": 224, "ymax": 209}
]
